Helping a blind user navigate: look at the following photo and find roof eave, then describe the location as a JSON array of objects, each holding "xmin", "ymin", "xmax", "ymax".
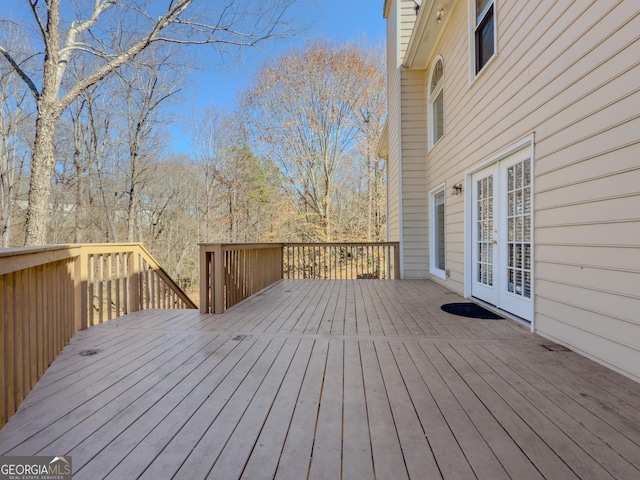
[{"xmin": 403, "ymin": 0, "xmax": 457, "ymax": 69}]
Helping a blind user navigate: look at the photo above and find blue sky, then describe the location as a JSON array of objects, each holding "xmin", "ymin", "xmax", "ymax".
[
  {"xmin": 2, "ymin": 0, "xmax": 386, "ymax": 153},
  {"xmin": 190, "ymin": 0, "xmax": 386, "ymax": 108},
  {"xmin": 172, "ymin": 0, "xmax": 387, "ymax": 153}
]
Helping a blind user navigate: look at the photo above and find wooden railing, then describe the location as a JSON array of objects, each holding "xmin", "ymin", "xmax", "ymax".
[
  {"xmin": 81, "ymin": 244, "xmax": 196, "ymax": 324},
  {"xmin": 200, "ymin": 243, "xmax": 283, "ymax": 314},
  {"xmin": 0, "ymin": 243, "xmax": 196, "ymax": 429},
  {"xmin": 199, "ymin": 242, "xmax": 400, "ymax": 314},
  {"xmin": 283, "ymin": 242, "xmax": 400, "ymax": 280}
]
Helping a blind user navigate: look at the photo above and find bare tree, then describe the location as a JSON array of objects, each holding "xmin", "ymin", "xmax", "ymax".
[
  {"xmin": 190, "ymin": 104, "xmax": 229, "ymax": 240},
  {"xmin": 111, "ymin": 46, "xmax": 186, "ymax": 242},
  {"xmin": 65, "ymin": 79, "xmax": 111, "ymax": 242},
  {"xmin": 190, "ymin": 105, "xmax": 277, "ymax": 242},
  {"xmin": 242, "ymin": 41, "xmax": 386, "ymax": 241},
  {"xmin": 0, "ymin": 0, "xmax": 301, "ymax": 245},
  {"xmin": 353, "ymin": 44, "xmax": 387, "ymax": 241},
  {"xmin": 0, "ymin": 26, "xmax": 35, "ymax": 247},
  {"xmin": 144, "ymin": 154, "xmax": 200, "ymax": 290}
]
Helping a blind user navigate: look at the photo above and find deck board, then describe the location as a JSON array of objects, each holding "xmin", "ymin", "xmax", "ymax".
[
  {"xmin": 240, "ymin": 338, "xmax": 315, "ymax": 480},
  {"xmin": 1, "ymin": 279, "xmax": 640, "ymax": 479},
  {"xmin": 275, "ymin": 338, "xmax": 329, "ymax": 480},
  {"xmin": 341, "ymin": 340, "xmax": 375, "ymax": 480}
]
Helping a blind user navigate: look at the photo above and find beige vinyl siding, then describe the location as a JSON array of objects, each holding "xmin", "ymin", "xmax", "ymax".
[
  {"xmin": 423, "ymin": 0, "xmax": 468, "ymax": 293},
  {"xmin": 399, "ymin": 1, "xmax": 418, "ymax": 60},
  {"xmin": 386, "ymin": 1, "xmax": 421, "ymax": 249},
  {"xmin": 399, "ymin": 0, "xmax": 640, "ymax": 380},
  {"xmin": 400, "ymin": 69, "xmax": 428, "ymax": 278},
  {"xmin": 385, "ymin": 0, "xmax": 400, "ymax": 242}
]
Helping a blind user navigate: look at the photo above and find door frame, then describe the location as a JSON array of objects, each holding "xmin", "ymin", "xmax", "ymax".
[{"xmin": 464, "ymin": 134, "xmax": 535, "ymax": 331}]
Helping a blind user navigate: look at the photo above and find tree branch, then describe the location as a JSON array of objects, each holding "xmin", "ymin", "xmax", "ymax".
[
  {"xmin": 58, "ymin": 0, "xmax": 117, "ymax": 77},
  {"xmin": 0, "ymin": 45, "xmax": 39, "ymax": 100},
  {"xmin": 58, "ymin": 0, "xmax": 193, "ymax": 115},
  {"xmin": 27, "ymin": 0, "xmax": 48, "ymax": 47}
]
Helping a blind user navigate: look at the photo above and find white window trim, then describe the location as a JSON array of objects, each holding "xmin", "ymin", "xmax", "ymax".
[
  {"xmin": 428, "ymin": 56, "xmax": 444, "ymax": 151},
  {"xmin": 468, "ymin": 0, "xmax": 498, "ymax": 85},
  {"xmin": 429, "ymin": 183, "xmax": 447, "ymax": 280}
]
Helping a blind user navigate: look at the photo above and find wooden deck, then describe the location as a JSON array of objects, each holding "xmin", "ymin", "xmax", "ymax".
[{"xmin": 1, "ymin": 279, "xmax": 640, "ymax": 479}]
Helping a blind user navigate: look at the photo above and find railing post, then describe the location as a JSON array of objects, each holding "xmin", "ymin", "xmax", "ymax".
[
  {"xmin": 212, "ymin": 244, "xmax": 225, "ymax": 314},
  {"xmin": 394, "ymin": 244, "xmax": 401, "ymax": 280},
  {"xmin": 74, "ymin": 249, "xmax": 89, "ymax": 330},
  {"xmin": 128, "ymin": 251, "xmax": 140, "ymax": 313},
  {"xmin": 279, "ymin": 245, "xmax": 284, "ymax": 280},
  {"xmin": 199, "ymin": 244, "xmax": 209, "ymax": 314}
]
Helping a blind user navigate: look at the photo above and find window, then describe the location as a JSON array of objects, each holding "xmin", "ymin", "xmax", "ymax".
[
  {"xmin": 429, "ymin": 186, "xmax": 446, "ymax": 279},
  {"xmin": 473, "ymin": 0, "xmax": 496, "ymax": 75},
  {"xmin": 428, "ymin": 57, "xmax": 444, "ymax": 149}
]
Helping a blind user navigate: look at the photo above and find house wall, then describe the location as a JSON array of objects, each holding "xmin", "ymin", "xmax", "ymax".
[
  {"xmin": 400, "ymin": 68, "xmax": 428, "ymax": 278},
  {"xmin": 384, "ymin": 0, "xmax": 428, "ymax": 276},
  {"xmin": 385, "ymin": 0, "xmax": 422, "ymax": 278},
  {"xmin": 398, "ymin": 0, "xmax": 640, "ymax": 381},
  {"xmin": 385, "ymin": 0, "xmax": 400, "ymax": 243}
]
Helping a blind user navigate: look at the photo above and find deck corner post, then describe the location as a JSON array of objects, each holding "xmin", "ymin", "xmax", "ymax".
[
  {"xmin": 393, "ymin": 243, "xmax": 401, "ymax": 280},
  {"xmin": 128, "ymin": 251, "xmax": 140, "ymax": 313},
  {"xmin": 279, "ymin": 244, "xmax": 284, "ymax": 280},
  {"xmin": 74, "ymin": 249, "xmax": 89, "ymax": 330},
  {"xmin": 212, "ymin": 244, "xmax": 225, "ymax": 314},
  {"xmin": 199, "ymin": 244, "xmax": 209, "ymax": 314}
]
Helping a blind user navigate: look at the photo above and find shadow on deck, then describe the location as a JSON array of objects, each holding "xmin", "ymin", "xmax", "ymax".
[{"xmin": 1, "ymin": 279, "xmax": 639, "ymax": 479}]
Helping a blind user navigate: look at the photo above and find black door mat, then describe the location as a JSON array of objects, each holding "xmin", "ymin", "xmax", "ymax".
[{"xmin": 441, "ymin": 302, "xmax": 503, "ymax": 319}]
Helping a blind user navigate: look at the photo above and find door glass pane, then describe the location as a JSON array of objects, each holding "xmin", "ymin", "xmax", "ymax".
[
  {"xmin": 434, "ymin": 190, "xmax": 445, "ymax": 270},
  {"xmin": 506, "ymin": 159, "xmax": 532, "ymax": 298},
  {"xmin": 516, "ymin": 217, "xmax": 522, "ymax": 241},
  {"xmin": 476, "ymin": 175, "xmax": 493, "ymax": 286}
]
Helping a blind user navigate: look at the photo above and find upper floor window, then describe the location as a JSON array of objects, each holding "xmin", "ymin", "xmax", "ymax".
[
  {"xmin": 428, "ymin": 57, "xmax": 444, "ymax": 149},
  {"xmin": 474, "ymin": 0, "xmax": 496, "ymax": 74}
]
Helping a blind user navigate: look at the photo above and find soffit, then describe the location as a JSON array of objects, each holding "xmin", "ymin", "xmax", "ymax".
[{"xmin": 404, "ymin": 0, "xmax": 458, "ymax": 69}]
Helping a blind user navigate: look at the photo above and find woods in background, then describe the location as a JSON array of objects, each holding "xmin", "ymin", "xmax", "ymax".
[
  {"xmin": 243, "ymin": 42, "xmax": 387, "ymax": 243},
  {"xmin": 1, "ymin": 37, "xmax": 386, "ymax": 291}
]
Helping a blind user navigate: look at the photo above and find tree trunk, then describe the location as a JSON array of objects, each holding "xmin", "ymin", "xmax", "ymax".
[
  {"xmin": 24, "ymin": 109, "xmax": 58, "ymax": 245},
  {"xmin": 74, "ymin": 160, "xmax": 84, "ymax": 243},
  {"xmin": 368, "ymin": 156, "xmax": 373, "ymax": 242},
  {"xmin": 127, "ymin": 181, "xmax": 136, "ymax": 243},
  {"xmin": 0, "ymin": 133, "xmax": 11, "ymax": 248}
]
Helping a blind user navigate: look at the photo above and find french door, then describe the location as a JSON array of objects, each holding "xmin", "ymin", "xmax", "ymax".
[{"xmin": 471, "ymin": 152, "xmax": 533, "ymax": 321}]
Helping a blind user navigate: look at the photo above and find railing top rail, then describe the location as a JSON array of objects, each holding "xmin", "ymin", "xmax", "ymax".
[
  {"xmin": 0, "ymin": 244, "xmax": 78, "ymax": 258},
  {"xmin": 199, "ymin": 242, "xmax": 285, "ymax": 252},
  {"xmin": 0, "ymin": 243, "xmax": 149, "ymax": 276},
  {"xmin": 199, "ymin": 241, "xmax": 399, "ymax": 248},
  {"xmin": 0, "ymin": 243, "xmax": 197, "ymax": 309},
  {"xmin": 283, "ymin": 242, "xmax": 399, "ymax": 247},
  {"xmin": 0, "ymin": 245, "xmax": 84, "ymax": 275},
  {"xmin": 0, "ymin": 242, "xmax": 152, "ymax": 258}
]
